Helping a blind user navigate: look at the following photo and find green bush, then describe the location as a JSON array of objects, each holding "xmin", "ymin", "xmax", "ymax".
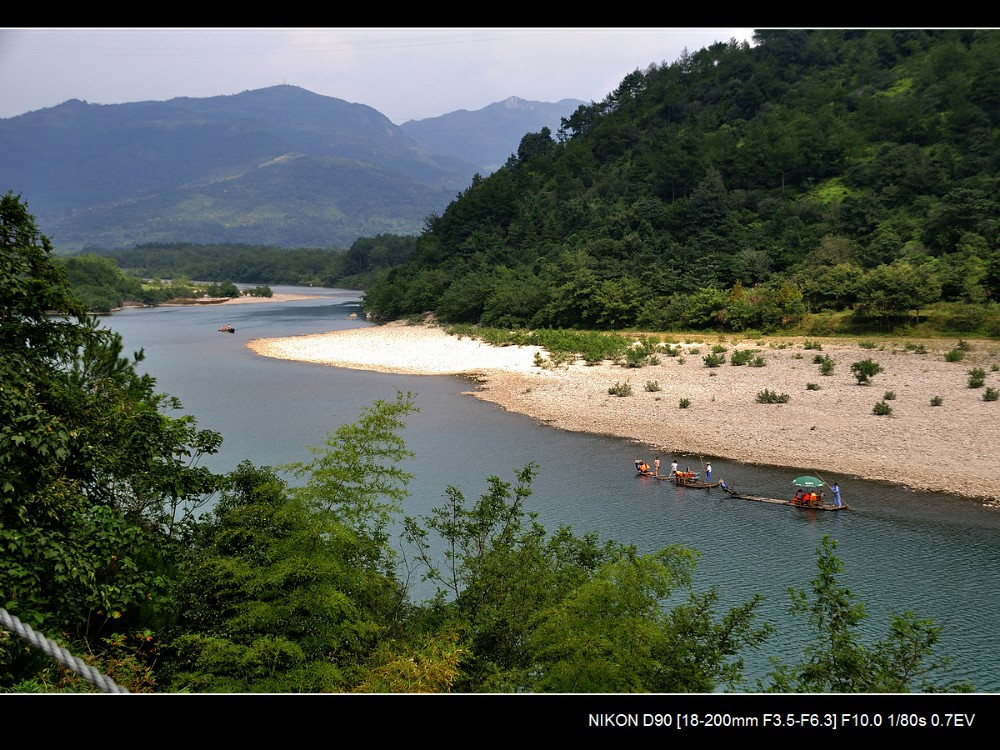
[
  {"xmin": 711, "ymin": 344, "xmax": 727, "ymax": 354},
  {"xmin": 730, "ymin": 349, "xmax": 755, "ymax": 366},
  {"xmin": 859, "ymin": 340, "xmax": 876, "ymax": 349},
  {"xmin": 873, "ymin": 401, "xmax": 893, "ymax": 416},
  {"xmin": 817, "ymin": 355, "xmax": 836, "ymax": 376},
  {"xmin": 750, "ymin": 356, "xmax": 767, "ymax": 367},
  {"xmin": 945, "ymin": 348, "xmax": 966, "ymax": 362},
  {"xmin": 806, "ymin": 383, "xmax": 821, "ymax": 391},
  {"xmin": 803, "ymin": 340, "xmax": 823, "ymax": 350},
  {"xmin": 930, "ymin": 395, "xmax": 943, "ymax": 406},
  {"xmin": 624, "ymin": 347, "xmax": 649, "ymax": 368},
  {"xmin": 992, "ymin": 364, "xmax": 1000, "ymax": 372},
  {"xmin": 608, "ymin": 381, "xmax": 632, "ymax": 397},
  {"xmin": 756, "ymin": 389, "xmax": 791, "ymax": 404},
  {"xmin": 703, "ymin": 353, "xmax": 726, "ymax": 368},
  {"xmin": 851, "ymin": 359, "xmax": 883, "ymax": 385},
  {"xmin": 958, "ymin": 339, "xmax": 973, "ymax": 351},
  {"xmin": 883, "ymin": 391, "xmax": 896, "ymax": 401},
  {"xmin": 644, "ymin": 380, "xmax": 661, "ymax": 392},
  {"xmin": 679, "ymin": 398, "xmax": 691, "ymax": 409},
  {"xmin": 904, "ymin": 342, "xmax": 926, "ymax": 354},
  {"xmin": 984, "ymin": 388, "xmax": 999, "ymax": 402},
  {"xmin": 968, "ymin": 368, "xmax": 986, "ymax": 388}
]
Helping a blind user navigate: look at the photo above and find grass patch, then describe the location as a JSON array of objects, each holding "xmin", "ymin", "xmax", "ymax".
[
  {"xmin": 806, "ymin": 383, "xmax": 821, "ymax": 391},
  {"xmin": 968, "ymin": 368, "xmax": 986, "ymax": 388},
  {"xmin": 984, "ymin": 387, "xmax": 999, "ymax": 402},
  {"xmin": 872, "ymin": 401, "xmax": 893, "ymax": 416},
  {"xmin": 930, "ymin": 395, "xmax": 943, "ymax": 406},
  {"xmin": 679, "ymin": 398, "xmax": 691, "ymax": 409},
  {"xmin": 883, "ymin": 391, "xmax": 896, "ymax": 401},
  {"xmin": 644, "ymin": 380, "xmax": 661, "ymax": 392}
]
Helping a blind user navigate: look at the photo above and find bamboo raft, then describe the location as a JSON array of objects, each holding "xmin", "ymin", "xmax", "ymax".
[
  {"xmin": 721, "ymin": 486, "xmax": 849, "ymax": 511},
  {"xmin": 636, "ymin": 471, "xmax": 721, "ymax": 489},
  {"xmin": 673, "ymin": 474, "xmax": 721, "ymax": 489}
]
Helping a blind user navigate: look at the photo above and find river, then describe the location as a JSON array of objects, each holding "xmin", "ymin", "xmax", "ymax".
[{"xmin": 102, "ymin": 286, "xmax": 1000, "ymax": 691}]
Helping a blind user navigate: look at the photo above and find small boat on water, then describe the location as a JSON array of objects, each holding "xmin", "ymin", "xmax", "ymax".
[{"xmin": 219, "ymin": 324, "xmax": 236, "ymax": 333}]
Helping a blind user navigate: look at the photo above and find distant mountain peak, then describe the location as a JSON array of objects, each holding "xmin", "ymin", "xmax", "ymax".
[{"xmin": 502, "ymin": 96, "xmax": 530, "ymax": 110}]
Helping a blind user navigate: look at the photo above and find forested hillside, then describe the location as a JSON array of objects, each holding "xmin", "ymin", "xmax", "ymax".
[{"xmin": 365, "ymin": 30, "xmax": 1000, "ymax": 336}]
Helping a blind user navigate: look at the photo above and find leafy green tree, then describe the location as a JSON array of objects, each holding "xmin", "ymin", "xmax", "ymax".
[
  {"xmin": 162, "ymin": 460, "xmax": 412, "ymax": 692},
  {"xmin": 767, "ymin": 537, "xmax": 971, "ymax": 692},
  {"xmin": 855, "ymin": 261, "xmax": 942, "ymax": 325},
  {"xmin": 286, "ymin": 392, "xmax": 417, "ymax": 574},
  {"xmin": 1, "ymin": 193, "xmax": 221, "ymax": 687},
  {"xmin": 218, "ymin": 280, "xmax": 240, "ymax": 298}
]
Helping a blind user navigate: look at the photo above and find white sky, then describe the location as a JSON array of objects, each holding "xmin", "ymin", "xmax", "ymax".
[{"xmin": 0, "ymin": 28, "xmax": 754, "ymax": 124}]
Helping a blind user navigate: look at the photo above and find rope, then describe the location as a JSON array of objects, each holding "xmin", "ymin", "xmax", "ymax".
[{"xmin": 0, "ymin": 608, "xmax": 130, "ymax": 694}]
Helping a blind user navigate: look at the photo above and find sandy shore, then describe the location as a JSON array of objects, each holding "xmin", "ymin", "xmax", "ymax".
[
  {"xmin": 248, "ymin": 322, "xmax": 1000, "ymax": 503},
  {"xmin": 179, "ymin": 292, "xmax": 328, "ymax": 306}
]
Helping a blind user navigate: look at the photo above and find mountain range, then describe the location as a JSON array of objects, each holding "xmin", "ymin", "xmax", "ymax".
[{"xmin": 0, "ymin": 85, "xmax": 583, "ymax": 250}]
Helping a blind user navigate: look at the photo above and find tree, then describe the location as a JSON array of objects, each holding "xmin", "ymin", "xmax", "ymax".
[
  {"xmin": 286, "ymin": 392, "xmax": 417, "ymax": 575},
  {"xmin": 162, "ymin": 461, "xmax": 411, "ymax": 692},
  {"xmin": 1, "ymin": 192, "xmax": 221, "ymax": 687},
  {"xmin": 854, "ymin": 261, "xmax": 942, "ymax": 326},
  {"xmin": 767, "ymin": 537, "xmax": 971, "ymax": 692}
]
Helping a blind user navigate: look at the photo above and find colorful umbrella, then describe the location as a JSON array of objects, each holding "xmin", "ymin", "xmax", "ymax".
[{"xmin": 792, "ymin": 475, "xmax": 824, "ymax": 488}]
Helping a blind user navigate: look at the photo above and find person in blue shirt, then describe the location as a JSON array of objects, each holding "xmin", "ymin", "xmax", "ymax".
[{"xmin": 832, "ymin": 482, "xmax": 842, "ymax": 507}]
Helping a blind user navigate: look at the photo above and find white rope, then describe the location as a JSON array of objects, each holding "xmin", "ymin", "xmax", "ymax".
[{"xmin": 0, "ymin": 608, "xmax": 130, "ymax": 693}]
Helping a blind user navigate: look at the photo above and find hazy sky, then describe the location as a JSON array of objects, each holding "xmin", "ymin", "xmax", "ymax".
[{"xmin": 0, "ymin": 28, "xmax": 754, "ymax": 124}]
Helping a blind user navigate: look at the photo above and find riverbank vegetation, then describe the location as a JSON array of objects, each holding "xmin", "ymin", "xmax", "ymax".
[
  {"xmin": 88, "ymin": 234, "xmax": 417, "ymax": 291},
  {"xmin": 55, "ymin": 253, "xmax": 277, "ymax": 312},
  {"xmin": 1, "ymin": 193, "xmax": 972, "ymax": 693}
]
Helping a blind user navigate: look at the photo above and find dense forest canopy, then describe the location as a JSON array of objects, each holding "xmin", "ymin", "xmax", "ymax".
[{"xmin": 364, "ymin": 30, "xmax": 1000, "ymax": 335}]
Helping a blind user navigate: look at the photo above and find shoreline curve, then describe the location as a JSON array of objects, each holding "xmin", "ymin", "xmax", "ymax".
[{"xmin": 247, "ymin": 321, "xmax": 1000, "ymax": 504}]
